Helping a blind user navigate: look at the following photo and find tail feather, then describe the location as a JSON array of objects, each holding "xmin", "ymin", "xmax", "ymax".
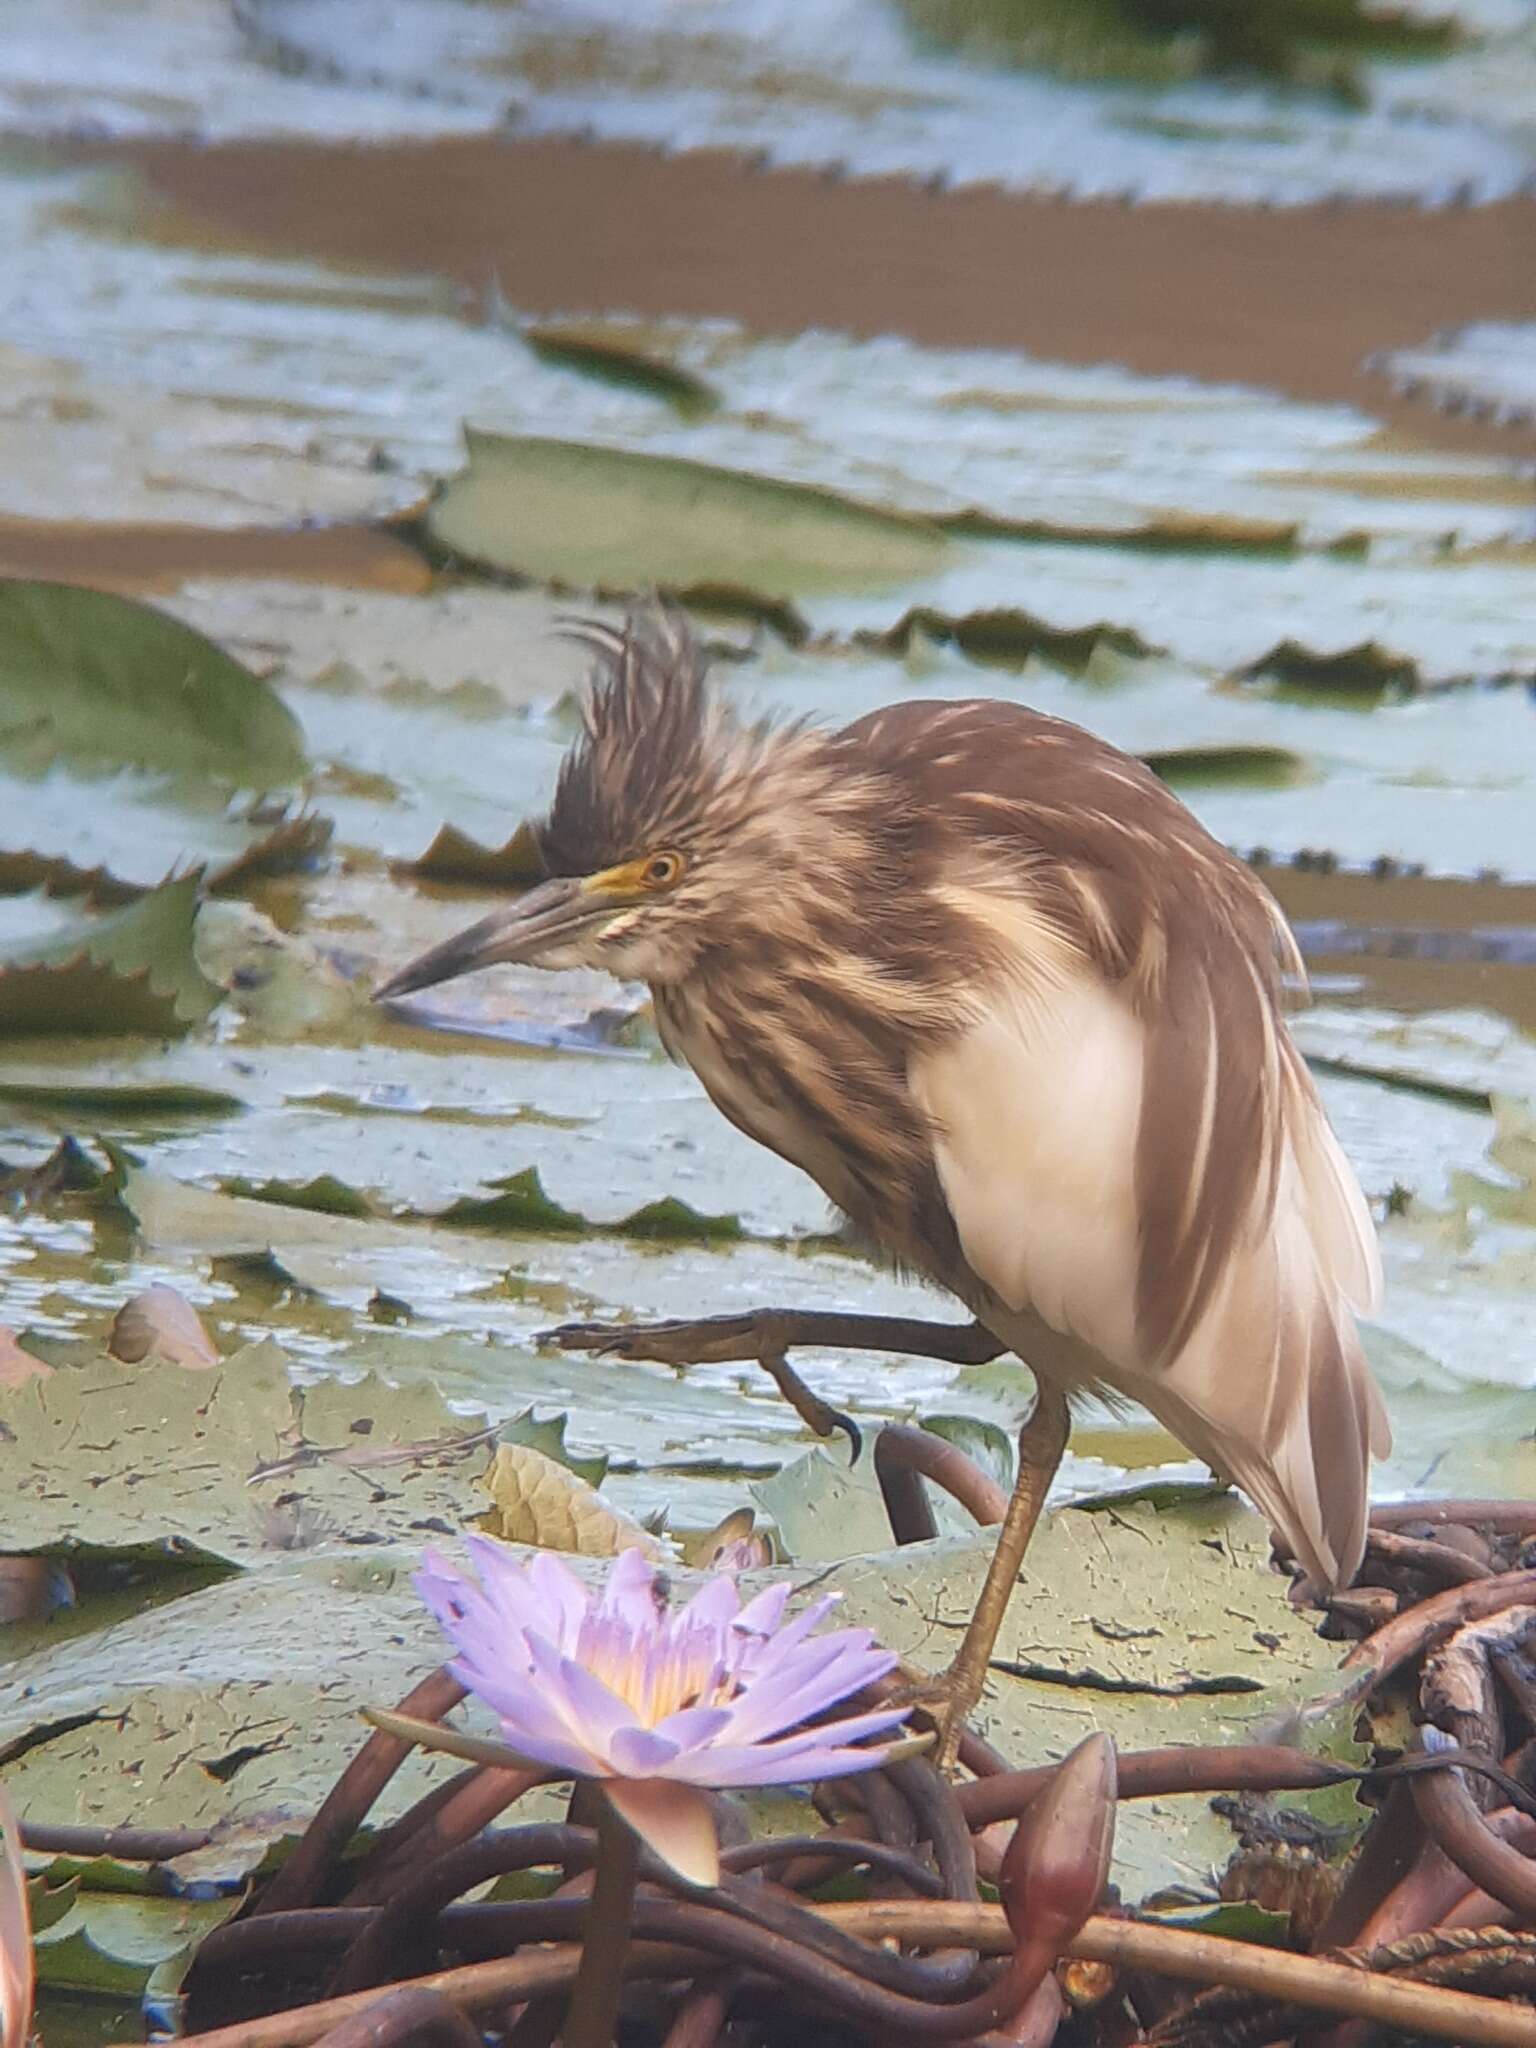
[{"xmin": 1137, "ymin": 1184, "xmax": 1389, "ymax": 1591}]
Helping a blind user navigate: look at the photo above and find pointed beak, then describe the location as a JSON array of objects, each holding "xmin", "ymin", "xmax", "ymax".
[{"xmin": 375, "ymin": 877, "xmax": 603, "ymax": 1000}]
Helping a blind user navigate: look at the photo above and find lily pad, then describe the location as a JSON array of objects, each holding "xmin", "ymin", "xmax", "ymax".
[
  {"xmin": 398, "ymin": 819, "xmax": 544, "ymax": 888},
  {"xmin": 0, "ymin": 580, "xmax": 306, "ymax": 785},
  {"xmin": 34, "ymin": 1891, "xmax": 241, "ymax": 1999},
  {"xmin": 0, "ymin": 876, "xmax": 220, "ymax": 1036},
  {"xmin": 426, "ymin": 431, "xmax": 949, "ymax": 600},
  {"xmin": 0, "ymin": 1549, "xmax": 457, "ymax": 1871},
  {"xmin": 0, "ymin": 1340, "xmax": 494, "ymax": 1562}
]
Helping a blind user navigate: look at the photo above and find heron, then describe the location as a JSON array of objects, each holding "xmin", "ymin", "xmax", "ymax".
[{"xmin": 379, "ymin": 611, "xmax": 1389, "ymax": 1752}]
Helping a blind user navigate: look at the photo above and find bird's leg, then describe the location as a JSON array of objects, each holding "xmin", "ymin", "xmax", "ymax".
[
  {"xmin": 541, "ymin": 1311, "xmax": 1003, "ymax": 1458},
  {"xmin": 919, "ymin": 1385, "xmax": 1073, "ymax": 1771}
]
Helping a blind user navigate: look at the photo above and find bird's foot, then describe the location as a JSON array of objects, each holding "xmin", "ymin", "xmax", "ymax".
[
  {"xmin": 885, "ymin": 1658, "xmax": 986, "ymax": 1775},
  {"xmin": 541, "ymin": 1311, "xmax": 769, "ymax": 1369},
  {"xmin": 540, "ymin": 1314, "xmax": 861, "ymax": 1460}
]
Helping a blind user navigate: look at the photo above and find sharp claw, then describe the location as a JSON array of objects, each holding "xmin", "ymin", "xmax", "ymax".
[{"xmin": 838, "ymin": 1414, "xmax": 863, "ymax": 1465}]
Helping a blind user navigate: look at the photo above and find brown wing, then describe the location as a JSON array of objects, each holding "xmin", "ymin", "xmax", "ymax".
[
  {"xmin": 844, "ymin": 696, "xmax": 1329, "ymax": 1351},
  {"xmin": 847, "ymin": 697, "xmax": 1387, "ymax": 1585}
]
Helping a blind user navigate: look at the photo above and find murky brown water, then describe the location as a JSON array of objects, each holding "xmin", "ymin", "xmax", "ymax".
[{"xmin": 89, "ymin": 133, "xmax": 1536, "ymax": 464}]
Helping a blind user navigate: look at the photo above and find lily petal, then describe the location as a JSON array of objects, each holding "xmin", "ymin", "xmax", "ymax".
[
  {"xmin": 596, "ymin": 1546, "xmax": 661, "ymax": 1629},
  {"xmin": 732, "ymin": 1581, "xmax": 792, "ymax": 1639},
  {"xmin": 607, "ymin": 1725, "xmax": 681, "ymax": 1775},
  {"xmin": 675, "ymin": 1572, "xmax": 742, "ymax": 1632},
  {"xmin": 605, "ymin": 1778, "xmax": 720, "ymax": 1888},
  {"xmin": 649, "ymin": 1703, "xmax": 734, "ymax": 1754}
]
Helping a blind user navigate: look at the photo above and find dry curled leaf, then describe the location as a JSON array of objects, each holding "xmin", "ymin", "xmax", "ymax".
[
  {"xmin": 477, "ymin": 1441, "xmax": 664, "ymax": 1560},
  {"xmin": 108, "ymin": 1285, "xmax": 219, "ymax": 1371},
  {"xmin": 681, "ymin": 1506, "xmax": 773, "ymax": 1573}
]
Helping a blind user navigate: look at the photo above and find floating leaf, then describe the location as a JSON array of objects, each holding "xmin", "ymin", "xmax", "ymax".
[
  {"xmin": 918, "ymin": 1413, "xmax": 1016, "ymax": 1495},
  {"xmin": 862, "ymin": 603, "xmax": 1156, "ymax": 673},
  {"xmin": 1236, "ymin": 637, "xmax": 1420, "ymax": 702},
  {"xmin": 0, "ymin": 580, "xmax": 307, "ymax": 784},
  {"xmin": 217, "ymin": 1174, "xmax": 375, "ymax": 1220},
  {"xmin": 0, "ymin": 875, "xmax": 219, "ymax": 1035},
  {"xmin": 1142, "ymin": 744, "xmax": 1310, "ymax": 789},
  {"xmin": 616, "ymin": 1195, "xmax": 742, "ymax": 1244},
  {"xmin": 0, "ymin": 1136, "xmax": 102, "ymax": 1207},
  {"xmin": 1145, "ymin": 1900, "xmax": 1292, "ymax": 1944},
  {"xmin": 205, "ymin": 810, "xmax": 333, "ymax": 895},
  {"xmin": 396, "ymin": 819, "xmax": 544, "ymax": 888},
  {"xmin": 0, "ymin": 848, "xmax": 138, "ymax": 907},
  {"xmin": 25, "ymin": 1874, "xmax": 80, "ymax": 1938},
  {"xmin": 0, "ymin": 1078, "xmax": 242, "ymax": 1116},
  {"xmin": 426, "ymin": 432, "xmax": 948, "ymax": 600},
  {"xmin": 435, "ymin": 1167, "xmax": 585, "ymax": 1235},
  {"xmin": 523, "ymin": 321, "xmax": 718, "ymax": 418},
  {"xmin": 32, "ymin": 1877, "xmax": 242, "ymax": 1996},
  {"xmin": 477, "ymin": 1441, "xmax": 664, "ymax": 1558}
]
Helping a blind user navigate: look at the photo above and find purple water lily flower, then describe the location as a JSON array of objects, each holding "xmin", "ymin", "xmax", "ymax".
[{"xmin": 416, "ymin": 1537, "xmax": 905, "ymax": 1885}]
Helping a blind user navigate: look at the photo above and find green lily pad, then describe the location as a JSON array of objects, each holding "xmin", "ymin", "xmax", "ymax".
[
  {"xmin": 0, "ymin": 1550, "xmax": 457, "ymax": 1879},
  {"xmin": 917, "ymin": 1412, "xmax": 1016, "ymax": 1494},
  {"xmin": 34, "ymin": 1891, "xmax": 242, "ymax": 1999},
  {"xmin": 0, "ymin": 1339, "xmax": 493, "ymax": 1562},
  {"xmin": 614, "ymin": 1195, "xmax": 742, "ymax": 1244},
  {"xmin": 0, "ymin": 580, "xmax": 307, "ymax": 785},
  {"xmin": 0, "ymin": 1078, "xmax": 244, "ymax": 1118},
  {"xmin": 0, "ymin": 876, "xmax": 220, "ymax": 1036},
  {"xmin": 398, "ymin": 819, "xmax": 544, "ymax": 888},
  {"xmin": 523, "ymin": 320, "xmax": 719, "ymax": 419},
  {"xmin": 435, "ymin": 1166, "xmax": 586, "ymax": 1234},
  {"xmin": 1142, "ymin": 743, "xmax": 1310, "ymax": 789},
  {"xmin": 217, "ymin": 1173, "xmax": 376, "ymax": 1219},
  {"xmin": 426, "ymin": 431, "xmax": 949, "ymax": 601},
  {"xmin": 27, "ymin": 1872, "xmax": 82, "ymax": 1936}
]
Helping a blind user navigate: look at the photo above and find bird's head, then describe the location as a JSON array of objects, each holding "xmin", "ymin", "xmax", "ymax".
[{"xmin": 377, "ymin": 613, "xmax": 843, "ymax": 1000}]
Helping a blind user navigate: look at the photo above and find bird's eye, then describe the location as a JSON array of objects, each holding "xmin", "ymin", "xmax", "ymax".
[{"xmin": 642, "ymin": 851, "xmax": 685, "ymax": 889}]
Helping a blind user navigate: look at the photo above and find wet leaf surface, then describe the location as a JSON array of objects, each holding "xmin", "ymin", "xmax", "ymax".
[
  {"xmin": 427, "ymin": 431, "xmax": 950, "ymax": 599},
  {"xmin": 0, "ymin": 878, "xmax": 220, "ymax": 1037},
  {"xmin": 0, "ymin": 580, "xmax": 306, "ymax": 785}
]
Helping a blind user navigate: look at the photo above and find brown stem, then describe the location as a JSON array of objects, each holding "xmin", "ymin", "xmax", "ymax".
[
  {"xmin": 331, "ymin": 1826, "xmax": 592, "ymax": 1995},
  {"xmin": 725, "ymin": 1835, "xmax": 945, "ymax": 1896},
  {"xmin": 562, "ymin": 1796, "xmax": 640, "ymax": 2048},
  {"xmin": 660, "ymin": 1972, "xmax": 738, "ymax": 2048},
  {"xmin": 1337, "ymin": 1571, "xmax": 1536, "ymax": 1699},
  {"xmin": 141, "ymin": 1903, "xmax": 1536, "ymax": 2048},
  {"xmin": 875, "ymin": 1424, "xmax": 1010, "ymax": 1545},
  {"xmin": 1371, "ymin": 1503, "xmax": 1536, "ymax": 1536},
  {"xmin": 957, "ymin": 1743, "xmax": 1356, "ymax": 1830},
  {"xmin": 338, "ymin": 1768, "xmax": 481, "ymax": 1898},
  {"xmin": 1362, "ymin": 1809, "xmax": 1536, "ymax": 1946},
  {"xmin": 256, "ymin": 1667, "xmax": 465, "ymax": 1917},
  {"xmin": 309, "ymin": 1987, "xmax": 483, "ymax": 2048},
  {"xmin": 1411, "ymin": 1759, "xmax": 1536, "ymax": 1923},
  {"xmin": 18, "ymin": 1820, "xmax": 213, "ymax": 1862},
  {"xmin": 1365, "ymin": 1528, "xmax": 1493, "ymax": 1586},
  {"xmin": 342, "ymin": 1767, "xmax": 541, "ymax": 1907}
]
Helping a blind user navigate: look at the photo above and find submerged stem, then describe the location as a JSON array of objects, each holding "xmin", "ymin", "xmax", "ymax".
[{"xmin": 563, "ymin": 1792, "xmax": 642, "ymax": 2048}]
